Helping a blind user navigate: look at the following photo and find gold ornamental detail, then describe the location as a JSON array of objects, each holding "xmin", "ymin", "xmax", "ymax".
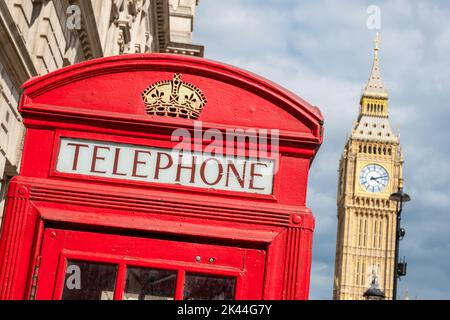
[{"xmin": 141, "ymin": 73, "xmax": 207, "ymax": 119}]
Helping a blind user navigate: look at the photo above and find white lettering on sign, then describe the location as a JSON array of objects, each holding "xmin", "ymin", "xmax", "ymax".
[{"xmin": 56, "ymin": 138, "xmax": 275, "ymax": 195}]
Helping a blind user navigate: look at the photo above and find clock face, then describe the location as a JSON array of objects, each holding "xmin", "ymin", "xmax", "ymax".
[{"xmin": 359, "ymin": 164, "xmax": 389, "ymax": 193}]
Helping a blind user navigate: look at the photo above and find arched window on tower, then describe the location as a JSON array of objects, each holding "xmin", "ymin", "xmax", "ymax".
[
  {"xmin": 358, "ymin": 217, "xmax": 362, "ymax": 247},
  {"xmin": 363, "ymin": 218, "xmax": 368, "ymax": 247},
  {"xmin": 360, "ymin": 261, "xmax": 365, "ymax": 286},
  {"xmin": 355, "ymin": 259, "xmax": 361, "ymax": 286},
  {"xmin": 373, "ymin": 220, "xmax": 378, "ymax": 249},
  {"xmin": 378, "ymin": 218, "xmax": 384, "ymax": 249}
]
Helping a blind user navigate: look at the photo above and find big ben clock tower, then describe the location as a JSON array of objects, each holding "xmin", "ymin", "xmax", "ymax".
[{"xmin": 333, "ymin": 34, "xmax": 404, "ymax": 300}]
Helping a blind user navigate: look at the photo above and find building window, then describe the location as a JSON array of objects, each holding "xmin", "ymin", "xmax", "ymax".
[
  {"xmin": 363, "ymin": 219, "xmax": 368, "ymax": 247},
  {"xmin": 378, "ymin": 219, "xmax": 383, "ymax": 249},
  {"xmin": 358, "ymin": 217, "xmax": 363, "ymax": 247},
  {"xmin": 373, "ymin": 220, "xmax": 378, "ymax": 248},
  {"xmin": 355, "ymin": 259, "xmax": 361, "ymax": 286},
  {"xmin": 361, "ymin": 261, "xmax": 366, "ymax": 286}
]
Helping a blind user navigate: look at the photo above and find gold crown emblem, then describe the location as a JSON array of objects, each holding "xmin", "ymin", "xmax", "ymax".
[{"xmin": 141, "ymin": 73, "xmax": 207, "ymax": 119}]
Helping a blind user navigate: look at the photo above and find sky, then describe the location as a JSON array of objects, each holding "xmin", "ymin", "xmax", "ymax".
[{"xmin": 194, "ymin": 0, "xmax": 450, "ymax": 299}]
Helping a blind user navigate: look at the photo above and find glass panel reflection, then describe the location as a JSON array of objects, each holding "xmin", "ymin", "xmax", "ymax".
[
  {"xmin": 123, "ymin": 267, "xmax": 177, "ymax": 300},
  {"xmin": 184, "ymin": 273, "xmax": 236, "ymax": 300},
  {"xmin": 61, "ymin": 260, "xmax": 117, "ymax": 300}
]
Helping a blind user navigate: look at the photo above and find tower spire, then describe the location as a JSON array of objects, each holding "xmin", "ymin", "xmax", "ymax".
[
  {"xmin": 374, "ymin": 32, "xmax": 380, "ymax": 51},
  {"xmin": 363, "ymin": 32, "xmax": 388, "ymax": 99}
]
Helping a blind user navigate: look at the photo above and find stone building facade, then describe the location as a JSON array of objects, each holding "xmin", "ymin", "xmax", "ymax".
[
  {"xmin": 333, "ymin": 34, "xmax": 404, "ymax": 300},
  {"xmin": 0, "ymin": 0, "xmax": 203, "ymax": 218}
]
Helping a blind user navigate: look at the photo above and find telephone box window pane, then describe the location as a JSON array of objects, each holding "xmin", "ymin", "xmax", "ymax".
[
  {"xmin": 123, "ymin": 267, "xmax": 177, "ymax": 300},
  {"xmin": 61, "ymin": 260, "xmax": 117, "ymax": 300},
  {"xmin": 184, "ymin": 273, "xmax": 236, "ymax": 300}
]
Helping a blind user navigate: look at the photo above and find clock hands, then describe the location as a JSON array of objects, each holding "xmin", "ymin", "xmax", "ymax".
[{"xmin": 370, "ymin": 175, "xmax": 388, "ymax": 181}]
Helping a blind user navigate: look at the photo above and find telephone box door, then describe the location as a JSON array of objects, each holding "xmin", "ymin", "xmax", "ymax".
[{"xmin": 35, "ymin": 228, "xmax": 266, "ymax": 300}]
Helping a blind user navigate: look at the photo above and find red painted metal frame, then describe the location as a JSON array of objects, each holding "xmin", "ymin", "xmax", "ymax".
[{"xmin": 0, "ymin": 54, "xmax": 323, "ymax": 300}]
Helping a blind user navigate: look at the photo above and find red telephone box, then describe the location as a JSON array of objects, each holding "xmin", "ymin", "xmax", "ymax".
[{"xmin": 0, "ymin": 54, "xmax": 323, "ymax": 300}]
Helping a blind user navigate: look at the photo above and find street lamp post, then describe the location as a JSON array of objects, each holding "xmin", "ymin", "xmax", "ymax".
[{"xmin": 389, "ymin": 187, "xmax": 411, "ymax": 300}]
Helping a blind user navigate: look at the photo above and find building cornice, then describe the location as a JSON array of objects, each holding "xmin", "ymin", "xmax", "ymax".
[
  {"xmin": 74, "ymin": 0, "xmax": 103, "ymax": 59},
  {"xmin": 151, "ymin": 0, "xmax": 170, "ymax": 52},
  {"xmin": 165, "ymin": 41, "xmax": 204, "ymax": 57}
]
